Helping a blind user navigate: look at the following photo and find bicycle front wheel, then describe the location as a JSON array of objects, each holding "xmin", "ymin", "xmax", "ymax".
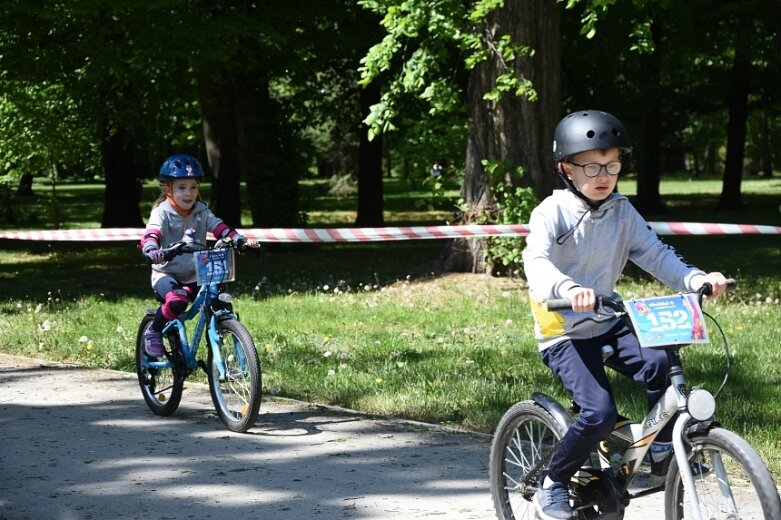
[
  {"xmin": 135, "ymin": 314, "xmax": 183, "ymax": 416},
  {"xmin": 489, "ymin": 400, "xmax": 568, "ymax": 520},
  {"xmin": 207, "ymin": 318, "xmax": 262, "ymax": 433},
  {"xmin": 664, "ymin": 427, "xmax": 781, "ymax": 520}
]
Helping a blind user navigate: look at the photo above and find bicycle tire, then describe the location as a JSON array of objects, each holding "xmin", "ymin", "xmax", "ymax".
[
  {"xmin": 207, "ymin": 318, "xmax": 262, "ymax": 433},
  {"xmin": 489, "ymin": 400, "xmax": 568, "ymax": 520},
  {"xmin": 664, "ymin": 427, "xmax": 781, "ymax": 520},
  {"xmin": 135, "ymin": 314, "xmax": 183, "ymax": 416}
]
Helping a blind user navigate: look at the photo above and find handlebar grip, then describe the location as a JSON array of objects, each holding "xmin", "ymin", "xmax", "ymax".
[
  {"xmin": 701, "ymin": 278, "xmax": 738, "ymax": 296},
  {"xmin": 545, "ymin": 298, "xmax": 573, "ymax": 311}
]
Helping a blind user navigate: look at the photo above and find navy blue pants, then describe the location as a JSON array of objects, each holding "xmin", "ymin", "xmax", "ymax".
[{"xmin": 541, "ymin": 322, "xmax": 672, "ymax": 484}]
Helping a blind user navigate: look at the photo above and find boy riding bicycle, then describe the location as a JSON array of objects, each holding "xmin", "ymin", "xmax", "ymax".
[{"xmin": 522, "ymin": 110, "xmax": 728, "ymax": 520}]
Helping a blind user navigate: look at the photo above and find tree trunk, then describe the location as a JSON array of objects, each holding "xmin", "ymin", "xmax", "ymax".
[
  {"xmin": 757, "ymin": 111, "xmax": 773, "ymax": 178},
  {"xmin": 717, "ymin": 50, "xmax": 750, "ymax": 211},
  {"xmin": 773, "ymin": 0, "xmax": 781, "ymax": 57},
  {"xmin": 16, "ymin": 172, "xmax": 34, "ymax": 197},
  {"xmin": 440, "ymin": 0, "xmax": 560, "ymax": 273},
  {"xmin": 355, "ymin": 84, "xmax": 384, "ymax": 226},
  {"xmin": 632, "ymin": 20, "xmax": 666, "ymax": 216},
  {"xmin": 101, "ymin": 127, "xmax": 143, "ymax": 228},
  {"xmin": 235, "ymin": 73, "xmax": 301, "ymax": 227},
  {"xmin": 197, "ymin": 72, "xmax": 243, "ymax": 227}
]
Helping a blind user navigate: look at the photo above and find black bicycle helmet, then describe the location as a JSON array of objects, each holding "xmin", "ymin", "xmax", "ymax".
[
  {"xmin": 552, "ymin": 110, "xmax": 631, "ymax": 166},
  {"xmin": 159, "ymin": 154, "xmax": 205, "ymax": 181}
]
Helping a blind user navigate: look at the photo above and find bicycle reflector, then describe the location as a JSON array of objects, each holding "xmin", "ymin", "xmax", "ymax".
[{"xmin": 687, "ymin": 388, "xmax": 716, "ymax": 421}]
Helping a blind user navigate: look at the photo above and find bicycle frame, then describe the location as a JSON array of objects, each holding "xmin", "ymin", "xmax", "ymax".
[
  {"xmin": 580, "ymin": 345, "xmax": 730, "ymax": 520},
  {"xmin": 143, "ymin": 279, "xmax": 237, "ymax": 381}
]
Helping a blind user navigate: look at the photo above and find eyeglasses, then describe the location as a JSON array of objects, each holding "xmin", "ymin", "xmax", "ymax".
[{"xmin": 567, "ymin": 160, "xmax": 622, "ymax": 178}]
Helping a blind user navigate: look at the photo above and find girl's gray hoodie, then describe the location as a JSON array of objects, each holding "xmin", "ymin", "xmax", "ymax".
[
  {"xmin": 522, "ymin": 190, "xmax": 707, "ymax": 351},
  {"xmin": 146, "ymin": 200, "xmax": 226, "ymax": 285}
]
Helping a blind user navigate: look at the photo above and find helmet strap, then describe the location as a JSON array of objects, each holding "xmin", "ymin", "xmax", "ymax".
[{"xmin": 555, "ymin": 169, "xmax": 603, "ymax": 210}]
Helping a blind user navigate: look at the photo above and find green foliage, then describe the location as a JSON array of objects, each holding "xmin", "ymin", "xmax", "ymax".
[
  {"xmin": 473, "ymin": 159, "xmax": 537, "ymax": 275},
  {"xmin": 0, "ymin": 82, "xmax": 98, "ymax": 180},
  {"xmin": 359, "ymin": 0, "xmax": 538, "ymax": 138},
  {"xmin": 488, "ymin": 183, "xmax": 536, "ymax": 276}
]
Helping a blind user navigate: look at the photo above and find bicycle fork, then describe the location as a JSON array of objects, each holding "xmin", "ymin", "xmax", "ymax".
[{"xmin": 206, "ymin": 311, "xmax": 248, "ymax": 381}]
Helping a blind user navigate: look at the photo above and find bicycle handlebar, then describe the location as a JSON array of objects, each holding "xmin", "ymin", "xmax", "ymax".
[
  {"xmin": 145, "ymin": 237, "xmax": 256, "ymax": 265},
  {"xmin": 544, "ymin": 278, "xmax": 737, "ymax": 312}
]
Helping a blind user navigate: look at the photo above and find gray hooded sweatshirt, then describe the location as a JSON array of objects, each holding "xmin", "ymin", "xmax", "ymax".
[
  {"xmin": 146, "ymin": 200, "xmax": 227, "ymax": 286},
  {"xmin": 522, "ymin": 190, "xmax": 707, "ymax": 351}
]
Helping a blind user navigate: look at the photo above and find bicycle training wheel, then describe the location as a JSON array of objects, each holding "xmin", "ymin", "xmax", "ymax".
[
  {"xmin": 489, "ymin": 400, "xmax": 568, "ymax": 520},
  {"xmin": 664, "ymin": 427, "xmax": 781, "ymax": 520},
  {"xmin": 135, "ymin": 314, "xmax": 183, "ymax": 416},
  {"xmin": 207, "ymin": 318, "xmax": 261, "ymax": 433}
]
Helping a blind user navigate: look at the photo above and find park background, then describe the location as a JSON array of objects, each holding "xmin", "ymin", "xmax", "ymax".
[{"xmin": 1, "ymin": 1, "xmax": 780, "ymax": 478}]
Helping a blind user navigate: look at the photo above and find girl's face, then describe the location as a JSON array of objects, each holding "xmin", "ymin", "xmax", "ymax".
[
  {"xmin": 167, "ymin": 179, "xmax": 199, "ymax": 210},
  {"xmin": 559, "ymin": 148, "xmax": 621, "ymax": 203}
]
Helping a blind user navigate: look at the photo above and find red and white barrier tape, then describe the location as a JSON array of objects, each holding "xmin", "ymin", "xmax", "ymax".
[
  {"xmin": 0, "ymin": 222, "xmax": 779, "ymax": 243},
  {"xmin": 648, "ymin": 222, "xmax": 781, "ymax": 236}
]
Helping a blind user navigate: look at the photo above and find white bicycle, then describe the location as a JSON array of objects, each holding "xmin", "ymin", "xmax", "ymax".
[{"xmin": 489, "ymin": 280, "xmax": 781, "ymax": 519}]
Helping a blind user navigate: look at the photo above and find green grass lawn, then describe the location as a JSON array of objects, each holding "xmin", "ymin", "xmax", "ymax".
[{"xmin": 1, "ymin": 173, "xmax": 780, "ymax": 479}]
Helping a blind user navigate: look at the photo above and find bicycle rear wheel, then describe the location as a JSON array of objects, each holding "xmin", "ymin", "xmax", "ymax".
[
  {"xmin": 207, "ymin": 318, "xmax": 261, "ymax": 433},
  {"xmin": 135, "ymin": 314, "xmax": 183, "ymax": 416},
  {"xmin": 489, "ymin": 400, "xmax": 568, "ymax": 520},
  {"xmin": 664, "ymin": 427, "xmax": 781, "ymax": 520}
]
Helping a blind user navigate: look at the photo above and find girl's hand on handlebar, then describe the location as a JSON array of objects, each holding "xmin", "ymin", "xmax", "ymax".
[
  {"xmin": 144, "ymin": 248, "xmax": 165, "ymax": 264},
  {"xmin": 698, "ymin": 272, "xmax": 729, "ymax": 300},
  {"xmin": 567, "ymin": 286, "xmax": 597, "ymax": 312},
  {"xmin": 230, "ymin": 233, "xmax": 260, "ymax": 249}
]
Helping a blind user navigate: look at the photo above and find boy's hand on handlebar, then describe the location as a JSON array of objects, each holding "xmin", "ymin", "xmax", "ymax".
[
  {"xmin": 698, "ymin": 272, "xmax": 729, "ymax": 300},
  {"xmin": 567, "ymin": 286, "xmax": 597, "ymax": 312}
]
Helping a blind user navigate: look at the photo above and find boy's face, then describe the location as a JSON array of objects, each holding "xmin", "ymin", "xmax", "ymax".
[
  {"xmin": 559, "ymin": 148, "xmax": 621, "ymax": 203},
  {"xmin": 166, "ymin": 179, "xmax": 200, "ymax": 210}
]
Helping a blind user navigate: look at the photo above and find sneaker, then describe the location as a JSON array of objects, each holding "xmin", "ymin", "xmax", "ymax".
[
  {"xmin": 650, "ymin": 451, "xmax": 712, "ymax": 478},
  {"xmin": 533, "ymin": 482, "xmax": 573, "ymax": 520},
  {"xmin": 144, "ymin": 330, "xmax": 164, "ymax": 357}
]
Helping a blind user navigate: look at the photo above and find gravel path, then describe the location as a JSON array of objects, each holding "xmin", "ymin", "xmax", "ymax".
[{"xmin": 0, "ymin": 353, "xmax": 662, "ymax": 519}]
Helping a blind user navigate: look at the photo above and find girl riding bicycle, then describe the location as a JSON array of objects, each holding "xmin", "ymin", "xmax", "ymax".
[
  {"xmin": 140, "ymin": 153, "xmax": 252, "ymax": 357},
  {"xmin": 522, "ymin": 110, "xmax": 728, "ymax": 520}
]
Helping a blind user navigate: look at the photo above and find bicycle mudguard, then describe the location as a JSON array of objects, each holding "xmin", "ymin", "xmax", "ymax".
[{"xmin": 531, "ymin": 392, "xmax": 574, "ymax": 430}]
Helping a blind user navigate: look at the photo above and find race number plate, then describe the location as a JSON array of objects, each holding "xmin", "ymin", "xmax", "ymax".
[
  {"xmin": 193, "ymin": 249, "xmax": 235, "ymax": 285},
  {"xmin": 625, "ymin": 293, "xmax": 709, "ymax": 348}
]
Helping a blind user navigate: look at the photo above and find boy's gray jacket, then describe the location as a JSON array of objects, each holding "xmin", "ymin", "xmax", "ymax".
[
  {"xmin": 147, "ymin": 200, "xmax": 225, "ymax": 285},
  {"xmin": 522, "ymin": 190, "xmax": 706, "ymax": 351}
]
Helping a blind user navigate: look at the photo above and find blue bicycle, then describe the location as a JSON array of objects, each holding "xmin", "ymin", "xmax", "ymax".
[{"xmin": 135, "ymin": 237, "xmax": 262, "ymax": 433}]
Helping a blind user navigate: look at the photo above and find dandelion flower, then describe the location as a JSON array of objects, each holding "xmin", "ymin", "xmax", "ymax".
[
  {"xmin": 375, "ymin": 377, "xmax": 384, "ymax": 384},
  {"xmin": 79, "ymin": 336, "xmax": 89, "ymax": 343}
]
